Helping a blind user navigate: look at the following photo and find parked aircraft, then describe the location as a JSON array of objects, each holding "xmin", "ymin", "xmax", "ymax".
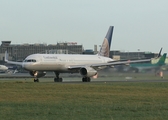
[
  {"xmin": 5, "ymin": 26, "xmax": 154, "ymax": 82},
  {"xmin": 6, "ymin": 65, "xmax": 18, "ymax": 74},
  {"xmin": 0, "ymin": 64, "xmax": 18, "ymax": 74},
  {"xmin": 0, "ymin": 65, "xmax": 8, "ymax": 72},
  {"xmin": 129, "ymin": 53, "xmax": 167, "ymax": 73}
]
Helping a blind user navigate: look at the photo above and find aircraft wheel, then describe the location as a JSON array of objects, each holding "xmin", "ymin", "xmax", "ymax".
[
  {"xmin": 54, "ymin": 78, "xmax": 58, "ymax": 82},
  {"xmin": 82, "ymin": 77, "xmax": 86, "ymax": 82},
  {"xmin": 54, "ymin": 78, "xmax": 63, "ymax": 82},
  {"xmin": 34, "ymin": 79, "xmax": 39, "ymax": 82},
  {"xmin": 87, "ymin": 77, "xmax": 91, "ymax": 82},
  {"xmin": 86, "ymin": 77, "xmax": 90, "ymax": 82},
  {"xmin": 59, "ymin": 78, "xmax": 63, "ymax": 82},
  {"xmin": 82, "ymin": 77, "xmax": 91, "ymax": 82}
]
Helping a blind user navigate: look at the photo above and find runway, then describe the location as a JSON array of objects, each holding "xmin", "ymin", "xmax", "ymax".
[{"xmin": 0, "ymin": 72, "xmax": 168, "ymax": 83}]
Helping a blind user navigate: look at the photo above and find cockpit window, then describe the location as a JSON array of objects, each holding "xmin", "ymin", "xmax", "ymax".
[
  {"xmin": 24, "ymin": 59, "xmax": 36, "ymax": 62},
  {"xmin": 27, "ymin": 60, "xmax": 32, "ymax": 62}
]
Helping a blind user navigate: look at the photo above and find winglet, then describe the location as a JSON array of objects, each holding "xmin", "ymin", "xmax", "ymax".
[
  {"xmin": 5, "ymin": 51, "xmax": 8, "ymax": 62},
  {"xmin": 4, "ymin": 51, "xmax": 23, "ymax": 65},
  {"xmin": 157, "ymin": 48, "xmax": 162, "ymax": 58}
]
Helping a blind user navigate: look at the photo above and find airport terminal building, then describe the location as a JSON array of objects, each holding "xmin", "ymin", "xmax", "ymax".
[
  {"xmin": 0, "ymin": 41, "xmax": 164, "ymax": 64},
  {"xmin": 0, "ymin": 41, "xmax": 83, "ymax": 62}
]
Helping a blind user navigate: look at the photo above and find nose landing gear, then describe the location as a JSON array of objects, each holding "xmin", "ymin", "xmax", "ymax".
[
  {"xmin": 34, "ymin": 78, "xmax": 39, "ymax": 82},
  {"xmin": 54, "ymin": 72, "xmax": 63, "ymax": 82}
]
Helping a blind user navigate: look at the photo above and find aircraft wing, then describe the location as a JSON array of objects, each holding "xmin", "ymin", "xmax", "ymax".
[
  {"xmin": 68, "ymin": 48, "xmax": 162, "ymax": 70},
  {"xmin": 5, "ymin": 51, "xmax": 23, "ymax": 65},
  {"xmin": 68, "ymin": 58, "xmax": 151, "ymax": 70},
  {"xmin": 5, "ymin": 61, "xmax": 23, "ymax": 66}
]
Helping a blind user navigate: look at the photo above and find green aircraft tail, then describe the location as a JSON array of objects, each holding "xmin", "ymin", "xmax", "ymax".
[{"xmin": 156, "ymin": 53, "xmax": 167, "ymax": 65}]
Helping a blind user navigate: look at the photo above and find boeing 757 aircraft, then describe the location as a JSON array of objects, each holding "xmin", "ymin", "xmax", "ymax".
[{"xmin": 5, "ymin": 26, "xmax": 154, "ymax": 82}]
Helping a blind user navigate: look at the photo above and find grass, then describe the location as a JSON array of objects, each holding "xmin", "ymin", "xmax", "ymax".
[{"xmin": 0, "ymin": 81, "xmax": 168, "ymax": 120}]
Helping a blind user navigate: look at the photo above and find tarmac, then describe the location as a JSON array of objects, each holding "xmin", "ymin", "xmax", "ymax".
[{"xmin": 0, "ymin": 72, "xmax": 168, "ymax": 83}]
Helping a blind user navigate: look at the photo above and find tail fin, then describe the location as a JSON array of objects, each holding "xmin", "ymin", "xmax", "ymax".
[
  {"xmin": 98, "ymin": 26, "xmax": 114, "ymax": 57},
  {"xmin": 156, "ymin": 53, "xmax": 167, "ymax": 65},
  {"xmin": 156, "ymin": 48, "xmax": 162, "ymax": 58}
]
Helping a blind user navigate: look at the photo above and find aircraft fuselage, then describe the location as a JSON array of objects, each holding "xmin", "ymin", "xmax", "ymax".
[{"xmin": 22, "ymin": 54, "xmax": 113, "ymax": 72}]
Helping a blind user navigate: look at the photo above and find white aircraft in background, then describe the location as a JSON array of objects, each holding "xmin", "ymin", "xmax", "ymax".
[
  {"xmin": 0, "ymin": 65, "xmax": 17, "ymax": 74},
  {"xmin": 0, "ymin": 65, "xmax": 8, "ymax": 72},
  {"xmin": 5, "ymin": 26, "xmax": 154, "ymax": 82}
]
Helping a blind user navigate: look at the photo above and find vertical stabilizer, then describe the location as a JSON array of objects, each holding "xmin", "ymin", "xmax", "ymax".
[
  {"xmin": 99, "ymin": 26, "xmax": 114, "ymax": 57},
  {"xmin": 157, "ymin": 48, "xmax": 162, "ymax": 58},
  {"xmin": 156, "ymin": 53, "xmax": 167, "ymax": 65}
]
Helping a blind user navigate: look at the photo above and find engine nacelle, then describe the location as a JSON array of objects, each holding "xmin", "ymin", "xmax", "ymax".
[
  {"xmin": 80, "ymin": 67, "xmax": 97, "ymax": 77},
  {"xmin": 29, "ymin": 71, "xmax": 46, "ymax": 78}
]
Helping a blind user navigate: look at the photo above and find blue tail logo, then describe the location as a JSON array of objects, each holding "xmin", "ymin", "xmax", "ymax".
[{"xmin": 99, "ymin": 26, "xmax": 114, "ymax": 57}]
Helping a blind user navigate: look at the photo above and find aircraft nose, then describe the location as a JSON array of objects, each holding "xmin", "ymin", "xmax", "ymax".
[
  {"xmin": 3, "ymin": 66, "xmax": 8, "ymax": 70},
  {"xmin": 22, "ymin": 63, "xmax": 33, "ymax": 70},
  {"xmin": 22, "ymin": 63, "xmax": 24, "ymax": 68},
  {"xmin": 5, "ymin": 66, "xmax": 8, "ymax": 70},
  {"xmin": 22, "ymin": 62, "xmax": 26, "ymax": 68}
]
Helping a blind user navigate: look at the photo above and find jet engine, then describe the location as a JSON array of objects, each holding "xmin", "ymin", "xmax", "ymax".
[
  {"xmin": 79, "ymin": 67, "xmax": 97, "ymax": 77},
  {"xmin": 29, "ymin": 71, "xmax": 46, "ymax": 78}
]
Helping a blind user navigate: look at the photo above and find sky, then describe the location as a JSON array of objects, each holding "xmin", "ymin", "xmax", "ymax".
[{"xmin": 0, "ymin": 0, "xmax": 168, "ymax": 53}]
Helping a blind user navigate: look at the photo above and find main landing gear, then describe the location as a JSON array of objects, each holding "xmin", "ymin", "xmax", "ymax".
[
  {"xmin": 82, "ymin": 77, "xmax": 91, "ymax": 82},
  {"xmin": 33, "ymin": 76, "xmax": 91, "ymax": 82},
  {"xmin": 34, "ymin": 78, "xmax": 39, "ymax": 82},
  {"xmin": 53, "ymin": 72, "xmax": 91, "ymax": 82},
  {"xmin": 54, "ymin": 72, "xmax": 63, "ymax": 82}
]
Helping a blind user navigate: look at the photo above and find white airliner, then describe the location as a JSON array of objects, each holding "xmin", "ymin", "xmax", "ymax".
[
  {"xmin": 0, "ymin": 65, "xmax": 8, "ymax": 71},
  {"xmin": 0, "ymin": 65, "xmax": 17, "ymax": 74},
  {"xmin": 5, "ymin": 26, "xmax": 153, "ymax": 82}
]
